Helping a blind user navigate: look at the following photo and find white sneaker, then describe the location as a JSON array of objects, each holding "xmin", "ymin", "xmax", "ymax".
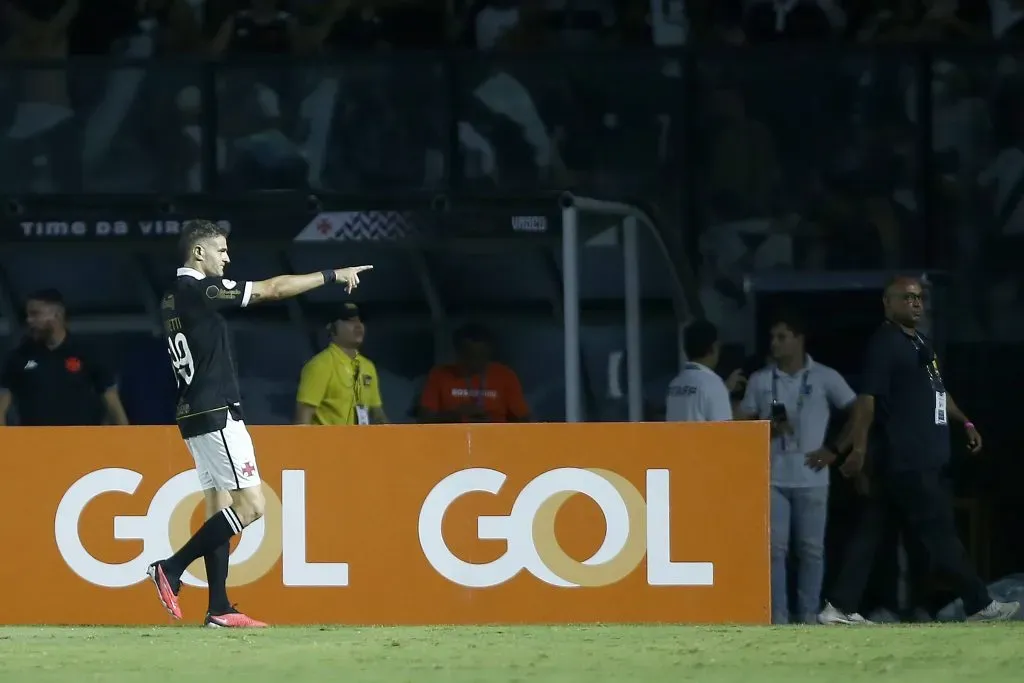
[
  {"xmin": 966, "ymin": 600, "xmax": 1020, "ymax": 622},
  {"xmin": 817, "ymin": 601, "xmax": 874, "ymax": 625}
]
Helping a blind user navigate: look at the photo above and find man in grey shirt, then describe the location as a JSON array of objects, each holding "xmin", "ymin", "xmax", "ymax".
[{"xmin": 738, "ymin": 311, "xmax": 855, "ymax": 624}]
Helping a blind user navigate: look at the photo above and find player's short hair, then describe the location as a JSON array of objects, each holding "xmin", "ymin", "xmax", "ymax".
[
  {"xmin": 25, "ymin": 288, "xmax": 65, "ymax": 308},
  {"xmin": 179, "ymin": 219, "xmax": 231, "ymax": 262},
  {"xmin": 768, "ymin": 309, "xmax": 807, "ymax": 338},
  {"xmin": 684, "ymin": 319, "xmax": 718, "ymax": 359}
]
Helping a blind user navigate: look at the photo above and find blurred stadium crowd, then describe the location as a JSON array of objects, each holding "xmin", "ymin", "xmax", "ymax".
[{"xmin": 4, "ymin": 0, "xmax": 1024, "ymax": 338}]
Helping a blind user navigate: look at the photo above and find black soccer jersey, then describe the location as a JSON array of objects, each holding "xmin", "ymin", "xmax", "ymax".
[{"xmin": 161, "ymin": 267, "xmax": 253, "ymax": 438}]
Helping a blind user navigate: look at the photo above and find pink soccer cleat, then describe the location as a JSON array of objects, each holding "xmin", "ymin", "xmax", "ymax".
[
  {"xmin": 204, "ymin": 606, "xmax": 268, "ymax": 628},
  {"xmin": 146, "ymin": 562, "xmax": 182, "ymax": 620}
]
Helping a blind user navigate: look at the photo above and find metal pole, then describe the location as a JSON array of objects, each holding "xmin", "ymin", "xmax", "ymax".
[
  {"xmin": 561, "ymin": 202, "xmax": 582, "ymax": 423},
  {"xmin": 623, "ymin": 216, "xmax": 642, "ymax": 422}
]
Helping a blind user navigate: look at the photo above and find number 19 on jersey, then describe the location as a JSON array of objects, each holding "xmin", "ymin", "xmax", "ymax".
[{"xmin": 168, "ymin": 333, "xmax": 195, "ymax": 388}]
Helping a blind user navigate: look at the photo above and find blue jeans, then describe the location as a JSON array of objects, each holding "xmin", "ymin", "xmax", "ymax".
[{"xmin": 770, "ymin": 485, "xmax": 829, "ymax": 624}]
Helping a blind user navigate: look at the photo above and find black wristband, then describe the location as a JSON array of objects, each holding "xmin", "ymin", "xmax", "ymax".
[{"xmin": 321, "ymin": 270, "xmax": 337, "ymax": 285}]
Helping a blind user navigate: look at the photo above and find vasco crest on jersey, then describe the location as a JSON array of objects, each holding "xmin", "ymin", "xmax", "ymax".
[{"xmin": 206, "ymin": 284, "xmax": 240, "ymax": 300}]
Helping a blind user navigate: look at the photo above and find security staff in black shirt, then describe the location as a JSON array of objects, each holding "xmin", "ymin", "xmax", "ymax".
[
  {"xmin": 0, "ymin": 289, "xmax": 130, "ymax": 426},
  {"xmin": 808, "ymin": 276, "xmax": 1018, "ymax": 623}
]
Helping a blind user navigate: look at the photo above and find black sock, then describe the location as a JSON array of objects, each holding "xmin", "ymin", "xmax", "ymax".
[
  {"xmin": 205, "ymin": 542, "xmax": 232, "ymax": 614},
  {"xmin": 165, "ymin": 507, "xmax": 244, "ymax": 579}
]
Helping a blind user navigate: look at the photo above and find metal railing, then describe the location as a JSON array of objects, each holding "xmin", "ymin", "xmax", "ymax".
[{"xmin": 561, "ymin": 193, "xmax": 694, "ymax": 422}]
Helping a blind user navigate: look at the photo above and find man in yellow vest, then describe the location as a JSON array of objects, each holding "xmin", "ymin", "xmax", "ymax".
[{"xmin": 294, "ymin": 303, "xmax": 387, "ymax": 425}]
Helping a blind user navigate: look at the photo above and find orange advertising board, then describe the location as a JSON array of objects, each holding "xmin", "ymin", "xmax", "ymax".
[{"xmin": 0, "ymin": 422, "xmax": 770, "ymax": 625}]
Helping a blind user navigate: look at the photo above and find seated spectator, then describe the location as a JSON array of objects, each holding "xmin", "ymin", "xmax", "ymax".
[
  {"xmin": 2, "ymin": 0, "xmax": 78, "ymax": 192},
  {"xmin": 454, "ymin": 0, "xmax": 615, "ymax": 50},
  {"xmin": 742, "ymin": 0, "xmax": 845, "ymax": 43},
  {"xmin": 696, "ymin": 84, "xmax": 791, "ymax": 336},
  {"xmin": 68, "ymin": 0, "xmax": 202, "ymax": 56},
  {"xmin": 325, "ymin": 0, "xmax": 445, "ymax": 49},
  {"xmin": 417, "ymin": 323, "xmax": 530, "ymax": 423},
  {"xmin": 208, "ymin": 0, "xmax": 345, "ymax": 56},
  {"xmin": 640, "ymin": 0, "xmax": 747, "ymax": 45},
  {"xmin": 852, "ymin": 0, "xmax": 988, "ymax": 42},
  {"xmin": 451, "ymin": 0, "xmax": 576, "ymax": 190},
  {"xmin": 684, "ymin": 0, "xmax": 748, "ymax": 44},
  {"xmin": 203, "ymin": 0, "xmax": 350, "ymax": 191},
  {"xmin": 294, "ymin": 304, "xmax": 388, "ymax": 425}
]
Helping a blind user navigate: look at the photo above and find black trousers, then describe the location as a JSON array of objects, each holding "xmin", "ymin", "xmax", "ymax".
[
  {"xmin": 829, "ymin": 468, "xmax": 991, "ymax": 616},
  {"xmin": 862, "ymin": 516, "xmax": 931, "ymax": 615}
]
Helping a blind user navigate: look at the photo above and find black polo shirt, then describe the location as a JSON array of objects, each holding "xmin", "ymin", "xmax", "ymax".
[
  {"xmin": 860, "ymin": 322, "xmax": 950, "ymax": 474},
  {"xmin": 0, "ymin": 336, "xmax": 114, "ymax": 426}
]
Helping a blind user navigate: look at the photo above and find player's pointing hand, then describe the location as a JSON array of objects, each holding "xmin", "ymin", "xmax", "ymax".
[{"xmin": 334, "ymin": 265, "xmax": 373, "ymax": 294}]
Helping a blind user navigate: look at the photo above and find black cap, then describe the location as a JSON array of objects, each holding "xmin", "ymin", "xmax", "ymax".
[{"xmin": 330, "ymin": 302, "xmax": 363, "ymax": 323}]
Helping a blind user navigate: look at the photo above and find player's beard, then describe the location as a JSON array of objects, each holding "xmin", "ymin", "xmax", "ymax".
[{"xmin": 28, "ymin": 323, "xmax": 54, "ymax": 342}]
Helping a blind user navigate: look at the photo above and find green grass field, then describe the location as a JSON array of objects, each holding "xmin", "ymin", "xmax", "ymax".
[{"xmin": 1, "ymin": 624, "xmax": 1021, "ymax": 682}]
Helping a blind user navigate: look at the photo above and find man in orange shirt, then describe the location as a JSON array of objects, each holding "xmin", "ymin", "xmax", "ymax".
[{"xmin": 418, "ymin": 323, "xmax": 530, "ymax": 423}]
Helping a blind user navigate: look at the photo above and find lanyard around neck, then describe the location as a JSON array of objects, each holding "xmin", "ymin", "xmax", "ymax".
[
  {"xmin": 771, "ymin": 366, "xmax": 810, "ymax": 415},
  {"xmin": 904, "ymin": 332, "xmax": 943, "ymax": 386}
]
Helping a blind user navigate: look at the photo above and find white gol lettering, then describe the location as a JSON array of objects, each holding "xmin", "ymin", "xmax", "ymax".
[
  {"xmin": 417, "ymin": 467, "xmax": 714, "ymax": 588},
  {"xmin": 54, "ymin": 468, "xmax": 348, "ymax": 588}
]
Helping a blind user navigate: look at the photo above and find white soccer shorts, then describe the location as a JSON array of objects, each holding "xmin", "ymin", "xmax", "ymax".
[{"xmin": 183, "ymin": 412, "xmax": 262, "ymax": 491}]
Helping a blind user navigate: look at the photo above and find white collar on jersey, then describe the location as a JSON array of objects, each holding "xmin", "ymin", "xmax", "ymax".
[
  {"xmin": 177, "ymin": 267, "xmax": 204, "ymax": 280},
  {"xmin": 684, "ymin": 361, "xmax": 716, "ymax": 374},
  {"xmin": 769, "ymin": 354, "xmax": 816, "ymax": 378}
]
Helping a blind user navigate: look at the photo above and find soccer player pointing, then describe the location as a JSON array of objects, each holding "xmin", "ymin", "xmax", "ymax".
[{"xmin": 148, "ymin": 219, "xmax": 372, "ymax": 627}]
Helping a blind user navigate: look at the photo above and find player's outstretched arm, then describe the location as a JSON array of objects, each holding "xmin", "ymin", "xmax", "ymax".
[{"xmin": 249, "ymin": 266, "xmax": 372, "ymax": 304}]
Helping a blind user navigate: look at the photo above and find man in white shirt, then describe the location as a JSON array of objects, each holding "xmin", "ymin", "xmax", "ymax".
[
  {"xmin": 738, "ymin": 311, "xmax": 856, "ymax": 624},
  {"xmin": 666, "ymin": 319, "xmax": 745, "ymax": 422}
]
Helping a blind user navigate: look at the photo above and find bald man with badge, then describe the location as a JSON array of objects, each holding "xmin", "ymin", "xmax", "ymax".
[{"xmin": 813, "ymin": 276, "xmax": 1017, "ymax": 624}]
